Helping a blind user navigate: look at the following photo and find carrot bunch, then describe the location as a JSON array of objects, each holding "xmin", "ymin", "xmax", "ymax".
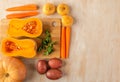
[
  {"xmin": 61, "ymin": 15, "xmax": 73, "ymax": 59},
  {"xmin": 6, "ymin": 4, "xmax": 39, "ymax": 19}
]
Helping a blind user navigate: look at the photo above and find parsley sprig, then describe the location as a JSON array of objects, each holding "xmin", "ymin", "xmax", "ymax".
[{"xmin": 37, "ymin": 30, "xmax": 56, "ymax": 55}]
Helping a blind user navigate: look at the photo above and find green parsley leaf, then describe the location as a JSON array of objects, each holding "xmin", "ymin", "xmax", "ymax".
[{"xmin": 37, "ymin": 30, "xmax": 56, "ymax": 55}]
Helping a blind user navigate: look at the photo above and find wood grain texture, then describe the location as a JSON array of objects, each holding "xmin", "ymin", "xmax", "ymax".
[
  {"xmin": 0, "ymin": 0, "xmax": 120, "ymax": 82},
  {"xmin": 37, "ymin": 18, "xmax": 61, "ymax": 59}
]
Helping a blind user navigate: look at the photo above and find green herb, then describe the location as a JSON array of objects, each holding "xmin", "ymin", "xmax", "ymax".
[
  {"xmin": 44, "ymin": 42, "xmax": 56, "ymax": 55},
  {"xmin": 37, "ymin": 30, "xmax": 56, "ymax": 55}
]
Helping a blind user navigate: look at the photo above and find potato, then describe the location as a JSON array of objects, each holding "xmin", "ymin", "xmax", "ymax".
[
  {"xmin": 48, "ymin": 58, "xmax": 62, "ymax": 69},
  {"xmin": 36, "ymin": 60, "xmax": 48, "ymax": 74},
  {"xmin": 46, "ymin": 69, "xmax": 62, "ymax": 80}
]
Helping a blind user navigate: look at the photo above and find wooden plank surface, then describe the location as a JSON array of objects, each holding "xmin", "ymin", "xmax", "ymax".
[
  {"xmin": 37, "ymin": 18, "xmax": 61, "ymax": 58},
  {"xmin": 0, "ymin": 0, "xmax": 120, "ymax": 82}
]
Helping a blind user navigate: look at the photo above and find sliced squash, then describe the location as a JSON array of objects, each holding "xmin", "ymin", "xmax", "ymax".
[
  {"xmin": 8, "ymin": 18, "xmax": 43, "ymax": 38},
  {"xmin": 1, "ymin": 38, "xmax": 37, "ymax": 58}
]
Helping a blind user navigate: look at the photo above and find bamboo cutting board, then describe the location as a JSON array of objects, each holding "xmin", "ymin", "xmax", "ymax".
[{"xmin": 0, "ymin": 18, "xmax": 61, "ymax": 59}]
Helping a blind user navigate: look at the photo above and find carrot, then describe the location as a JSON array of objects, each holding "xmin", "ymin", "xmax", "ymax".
[
  {"xmin": 65, "ymin": 27, "xmax": 71, "ymax": 58},
  {"xmin": 6, "ymin": 4, "xmax": 38, "ymax": 11},
  {"xmin": 6, "ymin": 11, "xmax": 39, "ymax": 19},
  {"xmin": 60, "ymin": 27, "xmax": 66, "ymax": 59}
]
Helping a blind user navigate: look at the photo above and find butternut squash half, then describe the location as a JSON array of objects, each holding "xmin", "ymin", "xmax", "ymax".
[
  {"xmin": 8, "ymin": 18, "xmax": 43, "ymax": 38},
  {"xmin": 1, "ymin": 38, "xmax": 37, "ymax": 58}
]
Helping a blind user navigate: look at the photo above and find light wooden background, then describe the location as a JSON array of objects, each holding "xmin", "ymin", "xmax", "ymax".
[{"xmin": 0, "ymin": 0, "xmax": 120, "ymax": 82}]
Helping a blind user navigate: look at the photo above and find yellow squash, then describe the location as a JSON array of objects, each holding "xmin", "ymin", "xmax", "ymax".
[
  {"xmin": 1, "ymin": 38, "xmax": 37, "ymax": 58},
  {"xmin": 8, "ymin": 18, "xmax": 43, "ymax": 38}
]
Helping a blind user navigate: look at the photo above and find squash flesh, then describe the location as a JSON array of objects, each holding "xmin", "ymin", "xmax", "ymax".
[
  {"xmin": 1, "ymin": 38, "xmax": 36, "ymax": 58},
  {"xmin": 8, "ymin": 18, "xmax": 43, "ymax": 38}
]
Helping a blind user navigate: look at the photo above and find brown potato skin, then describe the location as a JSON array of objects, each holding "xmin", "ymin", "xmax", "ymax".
[
  {"xmin": 36, "ymin": 60, "xmax": 48, "ymax": 74},
  {"xmin": 48, "ymin": 58, "xmax": 62, "ymax": 69},
  {"xmin": 46, "ymin": 69, "xmax": 62, "ymax": 80}
]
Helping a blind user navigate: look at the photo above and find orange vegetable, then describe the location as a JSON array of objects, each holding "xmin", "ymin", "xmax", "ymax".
[
  {"xmin": 60, "ymin": 27, "xmax": 66, "ymax": 59},
  {"xmin": 8, "ymin": 18, "xmax": 43, "ymax": 38},
  {"xmin": 1, "ymin": 38, "xmax": 37, "ymax": 58},
  {"xmin": 0, "ymin": 57, "xmax": 26, "ymax": 82},
  {"xmin": 66, "ymin": 27, "xmax": 71, "ymax": 58},
  {"xmin": 6, "ymin": 11, "xmax": 39, "ymax": 19},
  {"xmin": 6, "ymin": 4, "xmax": 38, "ymax": 11}
]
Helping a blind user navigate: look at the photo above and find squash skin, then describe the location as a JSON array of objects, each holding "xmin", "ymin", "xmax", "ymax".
[
  {"xmin": 0, "ymin": 57, "xmax": 26, "ymax": 82},
  {"xmin": 8, "ymin": 18, "xmax": 43, "ymax": 38},
  {"xmin": 1, "ymin": 38, "xmax": 37, "ymax": 58}
]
